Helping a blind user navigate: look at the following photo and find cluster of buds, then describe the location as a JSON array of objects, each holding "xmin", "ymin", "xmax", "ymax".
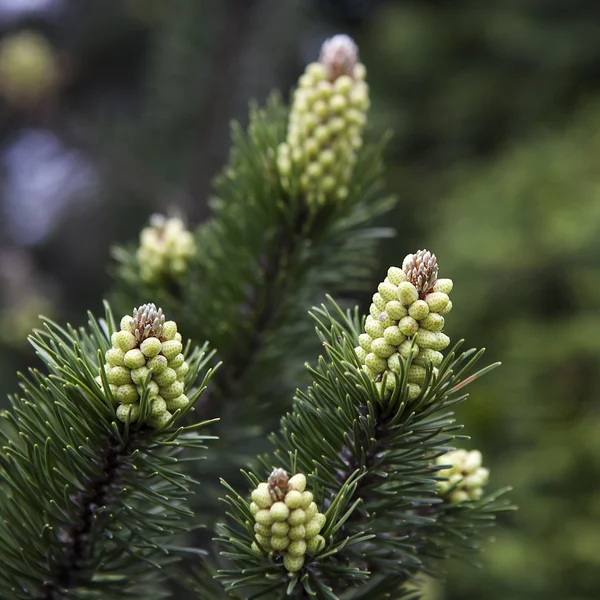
[
  {"xmin": 97, "ymin": 304, "xmax": 190, "ymax": 428},
  {"xmin": 436, "ymin": 449, "xmax": 490, "ymax": 503},
  {"xmin": 277, "ymin": 34, "xmax": 370, "ymax": 209},
  {"xmin": 355, "ymin": 250, "xmax": 453, "ymax": 399},
  {"xmin": 249, "ymin": 469, "xmax": 326, "ymax": 573},
  {"xmin": 136, "ymin": 215, "xmax": 195, "ymax": 284}
]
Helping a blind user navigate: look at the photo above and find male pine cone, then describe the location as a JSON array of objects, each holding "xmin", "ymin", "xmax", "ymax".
[
  {"xmin": 97, "ymin": 303, "xmax": 191, "ymax": 428},
  {"xmin": 436, "ymin": 449, "xmax": 490, "ymax": 504},
  {"xmin": 277, "ymin": 34, "xmax": 369, "ymax": 208},
  {"xmin": 249, "ymin": 469, "xmax": 326, "ymax": 573},
  {"xmin": 355, "ymin": 249, "xmax": 453, "ymax": 399},
  {"xmin": 137, "ymin": 214, "xmax": 196, "ymax": 283}
]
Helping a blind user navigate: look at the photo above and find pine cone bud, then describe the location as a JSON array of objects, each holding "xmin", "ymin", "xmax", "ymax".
[
  {"xmin": 99, "ymin": 304, "xmax": 191, "ymax": 428},
  {"xmin": 137, "ymin": 214, "xmax": 196, "ymax": 284},
  {"xmin": 277, "ymin": 34, "xmax": 369, "ymax": 209},
  {"xmin": 436, "ymin": 449, "xmax": 489, "ymax": 503},
  {"xmin": 249, "ymin": 471, "xmax": 326, "ymax": 572},
  {"xmin": 356, "ymin": 251, "xmax": 453, "ymax": 399}
]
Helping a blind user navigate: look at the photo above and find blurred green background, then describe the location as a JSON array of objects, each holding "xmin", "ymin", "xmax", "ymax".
[{"xmin": 1, "ymin": 1, "xmax": 599, "ymax": 598}]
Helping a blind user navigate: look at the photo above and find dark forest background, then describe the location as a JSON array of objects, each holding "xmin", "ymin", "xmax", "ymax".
[{"xmin": 1, "ymin": 1, "xmax": 599, "ymax": 598}]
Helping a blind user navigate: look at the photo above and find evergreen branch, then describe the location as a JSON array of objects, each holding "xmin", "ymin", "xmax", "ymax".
[{"xmin": 0, "ymin": 305, "xmax": 215, "ymax": 600}]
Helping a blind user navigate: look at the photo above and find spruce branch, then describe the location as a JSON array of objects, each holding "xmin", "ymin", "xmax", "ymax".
[{"xmin": 0, "ymin": 302, "xmax": 216, "ymax": 600}]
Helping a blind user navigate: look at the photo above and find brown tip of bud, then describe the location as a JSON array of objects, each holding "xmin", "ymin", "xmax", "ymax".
[
  {"xmin": 402, "ymin": 249, "xmax": 438, "ymax": 297},
  {"xmin": 319, "ymin": 34, "xmax": 358, "ymax": 81},
  {"xmin": 131, "ymin": 303, "xmax": 165, "ymax": 343},
  {"xmin": 268, "ymin": 467, "xmax": 289, "ymax": 501}
]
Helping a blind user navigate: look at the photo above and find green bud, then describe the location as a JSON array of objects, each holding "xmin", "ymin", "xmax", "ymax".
[
  {"xmin": 140, "ymin": 337, "xmax": 162, "ymax": 358},
  {"xmin": 149, "ymin": 410, "xmax": 173, "ymax": 430},
  {"xmin": 131, "ymin": 366, "xmax": 150, "ymax": 385},
  {"xmin": 439, "ymin": 299, "xmax": 453, "ymax": 316},
  {"xmin": 284, "ymin": 490, "xmax": 303, "ymax": 510},
  {"xmin": 398, "ymin": 282, "xmax": 419, "ymax": 306},
  {"xmin": 365, "ymin": 316, "xmax": 384, "ymax": 339},
  {"xmin": 407, "ymin": 364, "xmax": 427, "ymax": 386},
  {"xmin": 249, "ymin": 502, "xmax": 259, "ymax": 515},
  {"xmin": 123, "ymin": 348, "xmax": 146, "ymax": 370},
  {"xmin": 378, "ymin": 281, "xmax": 398, "ymax": 302},
  {"xmin": 407, "ymin": 383, "xmax": 421, "ymax": 401},
  {"xmin": 162, "ymin": 320, "xmax": 178, "ymax": 340},
  {"xmin": 254, "ymin": 523, "xmax": 272, "ymax": 536},
  {"xmin": 166, "ymin": 394, "xmax": 189, "ymax": 411},
  {"xmin": 387, "ymin": 353, "xmax": 401, "ymax": 373},
  {"xmin": 383, "ymin": 325, "xmax": 405, "ymax": 346},
  {"xmin": 271, "ymin": 521, "xmax": 290, "ymax": 536},
  {"xmin": 414, "ymin": 348, "xmax": 443, "ymax": 367},
  {"xmin": 287, "ymin": 508, "xmax": 306, "ymax": 527},
  {"xmin": 424, "ymin": 292, "xmax": 449, "ymax": 313},
  {"xmin": 305, "ymin": 502, "xmax": 318, "ymax": 521},
  {"xmin": 105, "ymin": 348, "xmax": 125, "ymax": 367},
  {"xmin": 147, "ymin": 354, "xmax": 168, "ymax": 373},
  {"xmin": 255, "ymin": 509, "xmax": 274, "ymax": 526},
  {"xmin": 288, "ymin": 540, "xmax": 306, "ymax": 557},
  {"xmin": 283, "ymin": 554, "xmax": 304, "ymax": 572},
  {"xmin": 289, "ymin": 473, "xmax": 306, "ymax": 492},
  {"xmin": 398, "ymin": 316, "xmax": 419, "ymax": 337},
  {"xmin": 168, "ymin": 353, "xmax": 185, "ymax": 369},
  {"xmin": 271, "ymin": 535, "xmax": 290, "ymax": 550},
  {"xmin": 304, "ymin": 516, "xmax": 324, "ymax": 539},
  {"xmin": 116, "ymin": 402, "xmax": 140, "ymax": 423},
  {"xmin": 415, "ymin": 330, "xmax": 450, "ymax": 351},
  {"xmin": 153, "ymin": 367, "xmax": 177, "ymax": 387},
  {"xmin": 419, "ymin": 313, "xmax": 445, "ymax": 332},
  {"xmin": 251, "ymin": 484, "xmax": 273, "ymax": 509},
  {"xmin": 385, "ymin": 300, "xmax": 407, "ymax": 320},
  {"xmin": 289, "ymin": 525, "xmax": 306, "ymax": 541},
  {"xmin": 151, "ymin": 396, "xmax": 167, "ymax": 417},
  {"xmin": 161, "ymin": 339, "xmax": 183, "ymax": 359},
  {"xmin": 161, "ymin": 380, "xmax": 185, "ymax": 399},
  {"xmin": 365, "ymin": 352, "xmax": 387, "ymax": 374},
  {"xmin": 371, "ymin": 338, "xmax": 395, "ymax": 359},
  {"xmin": 120, "ymin": 315, "xmax": 133, "ymax": 332},
  {"xmin": 354, "ymin": 346, "xmax": 368, "ymax": 363},
  {"xmin": 117, "ymin": 384, "xmax": 139, "ymax": 404},
  {"xmin": 270, "ymin": 502, "xmax": 290, "ymax": 522},
  {"xmin": 300, "ymin": 491, "xmax": 313, "ymax": 509},
  {"xmin": 369, "ymin": 303, "xmax": 381, "ymax": 320},
  {"xmin": 372, "ymin": 293, "xmax": 387, "ymax": 311},
  {"xmin": 306, "ymin": 534, "xmax": 325, "ymax": 554},
  {"xmin": 107, "ymin": 366, "xmax": 132, "ymax": 386},
  {"xmin": 398, "ymin": 340, "xmax": 419, "ymax": 359},
  {"xmin": 433, "ymin": 278, "xmax": 453, "ymax": 294},
  {"xmin": 255, "ymin": 533, "xmax": 272, "ymax": 549},
  {"xmin": 408, "ymin": 300, "xmax": 429, "ymax": 321}
]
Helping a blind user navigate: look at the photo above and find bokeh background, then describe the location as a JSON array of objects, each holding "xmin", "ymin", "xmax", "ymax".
[{"xmin": 1, "ymin": 1, "xmax": 599, "ymax": 599}]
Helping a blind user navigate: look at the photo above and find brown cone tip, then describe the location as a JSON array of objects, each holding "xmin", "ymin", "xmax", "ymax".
[
  {"xmin": 403, "ymin": 249, "xmax": 438, "ymax": 297},
  {"xmin": 130, "ymin": 303, "xmax": 165, "ymax": 343},
  {"xmin": 268, "ymin": 468, "xmax": 289, "ymax": 501},
  {"xmin": 319, "ymin": 34, "xmax": 358, "ymax": 81}
]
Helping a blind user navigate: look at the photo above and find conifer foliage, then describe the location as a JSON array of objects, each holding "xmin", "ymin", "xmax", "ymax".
[{"xmin": 0, "ymin": 35, "xmax": 513, "ymax": 599}]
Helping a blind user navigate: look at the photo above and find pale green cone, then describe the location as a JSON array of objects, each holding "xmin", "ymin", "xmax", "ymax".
[
  {"xmin": 436, "ymin": 449, "xmax": 490, "ymax": 503},
  {"xmin": 137, "ymin": 214, "xmax": 196, "ymax": 283},
  {"xmin": 249, "ymin": 469, "xmax": 326, "ymax": 572},
  {"xmin": 355, "ymin": 250, "xmax": 454, "ymax": 400},
  {"xmin": 278, "ymin": 34, "xmax": 369, "ymax": 209},
  {"xmin": 100, "ymin": 303, "xmax": 191, "ymax": 429}
]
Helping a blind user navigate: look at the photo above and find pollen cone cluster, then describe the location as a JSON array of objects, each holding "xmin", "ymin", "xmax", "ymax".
[
  {"xmin": 277, "ymin": 34, "xmax": 370, "ymax": 208},
  {"xmin": 249, "ymin": 469, "xmax": 326, "ymax": 573},
  {"xmin": 355, "ymin": 249, "xmax": 453, "ymax": 399},
  {"xmin": 137, "ymin": 214, "xmax": 195, "ymax": 284},
  {"xmin": 97, "ymin": 303, "xmax": 190, "ymax": 428},
  {"xmin": 436, "ymin": 449, "xmax": 490, "ymax": 504}
]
